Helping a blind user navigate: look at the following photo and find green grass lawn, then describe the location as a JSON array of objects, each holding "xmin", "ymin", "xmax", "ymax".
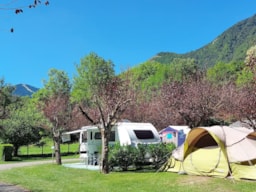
[
  {"xmin": 19, "ymin": 141, "xmax": 80, "ymax": 156},
  {"xmin": 0, "ymin": 140, "xmax": 80, "ymax": 164},
  {"xmin": 0, "ymin": 164, "xmax": 255, "ymax": 192}
]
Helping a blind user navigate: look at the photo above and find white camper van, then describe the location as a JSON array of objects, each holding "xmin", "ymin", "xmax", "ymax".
[{"xmin": 63, "ymin": 122, "xmax": 161, "ymax": 165}]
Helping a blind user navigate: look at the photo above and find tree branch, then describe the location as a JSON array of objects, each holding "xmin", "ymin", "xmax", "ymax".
[{"xmin": 78, "ymin": 105, "xmax": 95, "ymax": 124}]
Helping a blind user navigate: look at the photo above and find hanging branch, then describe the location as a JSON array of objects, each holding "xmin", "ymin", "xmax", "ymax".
[{"xmin": 0, "ymin": 0, "xmax": 50, "ymax": 32}]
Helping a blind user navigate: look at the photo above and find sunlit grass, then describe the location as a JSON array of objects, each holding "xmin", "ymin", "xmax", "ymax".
[
  {"xmin": 0, "ymin": 140, "xmax": 80, "ymax": 164},
  {"xmin": 19, "ymin": 140, "xmax": 79, "ymax": 156},
  {"xmin": 0, "ymin": 164, "xmax": 255, "ymax": 192},
  {"xmin": 1, "ymin": 139, "xmax": 256, "ymax": 191}
]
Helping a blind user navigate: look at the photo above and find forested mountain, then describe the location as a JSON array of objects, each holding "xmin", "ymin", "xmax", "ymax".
[{"xmin": 150, "ymin": 14, "xmax": 256, "ymax": 68}]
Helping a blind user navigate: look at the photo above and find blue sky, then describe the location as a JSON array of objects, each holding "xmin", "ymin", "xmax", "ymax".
[{"xmin": 1, "ymin": 0, "xmax": 256, "ymax": 88}]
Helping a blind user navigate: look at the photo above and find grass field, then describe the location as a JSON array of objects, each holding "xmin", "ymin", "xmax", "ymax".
[
  {"xmin": 1, "ymin": 140, "xmax": 256, "ymax": 191},
  {"xmin": 0, "ymin": 140, "xmax": 80, "ymax": 164},
  {"xmin": 19, "ymin": 140, "xmax": 80, "ymax": 156},
  {"xmin": 0, "ymin": 163, "xmax": 255, "ymax": 192}
]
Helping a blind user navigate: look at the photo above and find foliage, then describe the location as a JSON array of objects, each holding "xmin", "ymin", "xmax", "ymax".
[
  {"xmin": 0, "ymin": 79, "xmax": 16, "ymax": 120},
  {"xmin": 244, "ymin": 44, "xmax": 256, "ymax": 75},
  {"xmin": 0, "ymin": 144, "xmax": 13, "ymax": 161},
  {"xmin": 236, "ymin": 69, "xmax": 254, "ymax": 87},
  {"xmin": 150, "ymin": 52, "xmax": 184, "ymax": 64},
  {"xmin": 230, "ymin": 45, "xmax": 256, "ymax": 129},
  {"xmin": 0, "ymin": 97, "xmax": 46, "ymax": 156},
  {"xmin": 207, "ymin": 61, "xmax": 244, "ymax": 84},
  {"xmin": 122, "ymin": 42, "xmax": 256, "ymax": 129},
  {"xmin": 72, "ymin": 52, "xmax": 133, "ymax": 174},
  {"xmin": 72, "ymin": 52, "xmax": 115, "ymax": 103},
  {"xmin": 133, "ymin": 144, "xmax": 149, "ymax": 167},
  {"xmin": 231, "ymin": 83, "xmax": 256, "ymax": 130},
  {"xmin": 237, "ymin": 45, "xmax": 256, "ymax": 86},
  {"xmin": 109, "ymin": 143, "xmax": 175, "ymax": 171},
  {"xmin": 153, "ymin": 79, "xmax": 231, "ymax": 128},
  {"xmin": 149, "ymin": 143, "xmax": 175, "ymax": 168},
  {"xmin": 151, "ymin": 14, "xmax": 256, "ymax": 68},
  {"xmin": 108, "ymin": 143, "xmax": 136, "ymax": 171},
  {"xmin": 242, "ymin": 89, "xmax": 256, "ymax": 129},
  {"xmin": 168, "ymin": 58, "xmax": 199, "ymax": 82},
  {"xmin": 129, "ymin": 61, "xmax": 163, "ymax": 90},
  {"xmin": 34, "ymin": 69, "xmax": 72, "ymax": 165},
  {"xmin": 127, "ymin": 58, "xmax": 198, "ymax": 93}
]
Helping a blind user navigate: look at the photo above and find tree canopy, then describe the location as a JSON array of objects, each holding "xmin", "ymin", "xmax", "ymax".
[
  {"xmin": 33, "ymin": 69, "xmax": 71, "ymax": 164},
  {"xmin": 0, "ymin": 97, "xmax": 45, "ymax": 155},
  {"xmin": 72, "ymin": 52, "xmax": 133, "ymax": 173}
]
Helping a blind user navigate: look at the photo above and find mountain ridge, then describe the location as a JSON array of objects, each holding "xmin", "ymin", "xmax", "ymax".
[
  {"xmin": 13, "ymin": 84, "xmax": 39, "ymax": 97},
  {"xmin": 150, "ymin": 14, "xmax": 256, "ymax": 67}
]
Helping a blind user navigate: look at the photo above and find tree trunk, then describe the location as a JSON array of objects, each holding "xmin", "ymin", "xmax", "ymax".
[
  {"xmin": 54, "ymin": 135, "xmax": 62, "ymax": 165},
  {"xmin": 13, "ymin": 146, "xmax": 19, "ymax": 157},
  {"xmin": 101, "ymin": 129, "xmax": 109, "ymax": 174}
]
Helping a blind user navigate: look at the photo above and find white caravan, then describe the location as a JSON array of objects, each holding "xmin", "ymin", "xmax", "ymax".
[{"xmin": 62, "ymin": 122, "xmax": 161, "ymax": 165}]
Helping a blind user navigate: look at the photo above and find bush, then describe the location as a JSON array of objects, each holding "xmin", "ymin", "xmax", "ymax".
[
  {"xmin": 134, "ymin": 144, "xmax": 152, "ymax": 169},
  {"xmin": 109, "ymin": 143, "xmax": 175, "ymax": 171},
  {"xmin": 149, "ymin": 143, "xmax": 176, "ymax": 169},
  {"xmin": 109, "ymin": 143, "xmax": 136, "ymax": 171},
  {"xmin": 0, "ymin": 144, "xmax": 13, "ymax": 161}
]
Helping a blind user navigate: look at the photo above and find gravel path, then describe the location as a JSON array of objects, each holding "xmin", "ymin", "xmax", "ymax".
[
  {"xmin": 0, "ymin": 182, "xmax": 30, "ymax": 192},
  {"xmin": 0, "ymin": 159, "xmax": 78, "ymax": 192},
  {"xmin": 0, "ymin": 160, "xmax": 55, "ymax": 171}
]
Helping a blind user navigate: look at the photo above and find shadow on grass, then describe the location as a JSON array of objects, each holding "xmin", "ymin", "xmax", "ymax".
[{"xmin": 1, "ymin": 152, "xmax": 78, "ymax": 163}]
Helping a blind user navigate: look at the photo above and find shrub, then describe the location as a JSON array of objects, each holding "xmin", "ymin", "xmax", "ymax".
[
  {"xmin": 134, "ymin": 144, "xmax": 148, "ymax": 166},
  {"xmin": 109, "ymin": 143, "xmax": 175, "ymax": 171},
  {"xmin": 0, "ymin": 144, "xmax": 13, "ymax": 161},
  {"xmin": 149, "ymin": 143, "xmax": 175, "ymax": 169},
  {"xmin": 109, "ymin": 143, "xmax": 136, "ymax": 171}
]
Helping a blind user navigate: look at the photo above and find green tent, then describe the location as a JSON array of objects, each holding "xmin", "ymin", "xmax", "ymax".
[{"xmin": 161, "ymin": 126, "xmax": 256, "ymax": 180}]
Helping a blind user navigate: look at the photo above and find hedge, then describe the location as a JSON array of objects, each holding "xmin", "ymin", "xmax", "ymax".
[{"xmin": 0, "ymin": 144, "xmax": 13, "ymax": 161}]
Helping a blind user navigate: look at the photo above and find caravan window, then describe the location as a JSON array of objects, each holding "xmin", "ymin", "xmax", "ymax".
[
  {"xmin": 95, "ymin": 132, "xmax": 101, "ymax": 140},
  {"xmin": 134, "ymin": 130, "xmax": 154, "ymax": 139},
  {"xmin": 110, "ymin": 131, "xmax": 115, "ymax": 141},
  {"xmin": 94, "ymin": 131, "xmax": 116, "ymax": 141}
]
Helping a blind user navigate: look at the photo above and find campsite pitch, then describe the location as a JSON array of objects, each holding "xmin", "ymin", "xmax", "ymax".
[{"xmin": 0, "ymin": 159, "xmax": 256, "ymax": 191}]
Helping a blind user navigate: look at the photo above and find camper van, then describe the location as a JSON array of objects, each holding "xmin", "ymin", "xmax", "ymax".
[{"xmin": 62, "ymin": 122, "xmax": 161, "ymax": 165}]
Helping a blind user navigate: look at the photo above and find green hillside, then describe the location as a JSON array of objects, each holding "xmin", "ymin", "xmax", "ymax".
[
  {"xmin": 150, "ymin": 14, "xmax": 256, "ymax": 68},
  {"xmin": 126, "ymin": 14, "xmax": 256, "ymax": 91}
]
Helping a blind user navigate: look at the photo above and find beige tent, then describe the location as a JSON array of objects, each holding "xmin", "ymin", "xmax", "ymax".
[{"xmin": 161, "ymin": 126, "xmax": 256, "ymax": 180}]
